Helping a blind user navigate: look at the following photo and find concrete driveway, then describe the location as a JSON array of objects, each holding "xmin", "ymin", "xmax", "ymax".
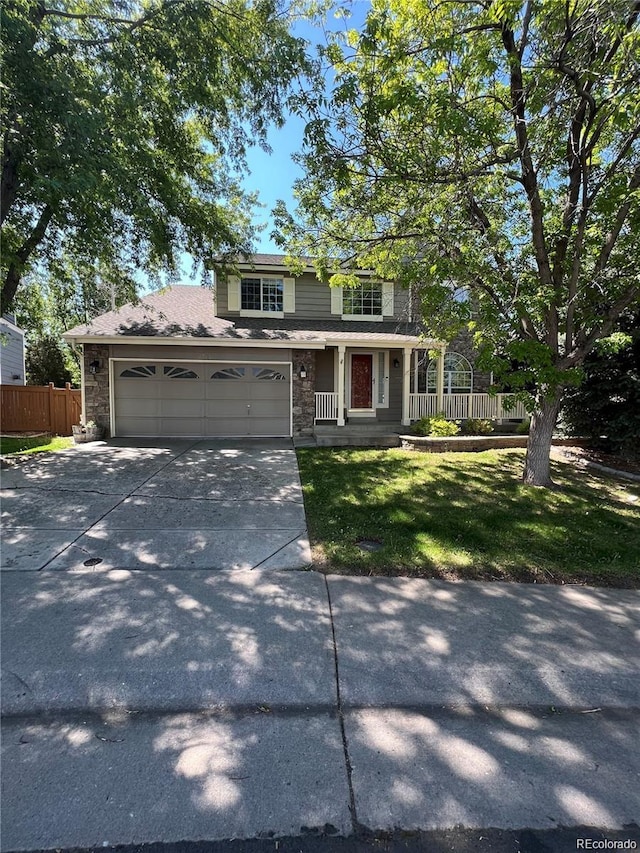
[{"xmin": 0, "ymin": 438, "xmax": 311, "ymax": 572}]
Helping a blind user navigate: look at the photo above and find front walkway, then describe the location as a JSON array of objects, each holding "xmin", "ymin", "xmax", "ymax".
[{"xmin": 0, "ymin": 438, "xmax": 311, "ymax": 572}]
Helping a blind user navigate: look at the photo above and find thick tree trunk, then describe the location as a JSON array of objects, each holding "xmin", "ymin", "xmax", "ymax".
[{"xmin": 523, "ymin": 390, "xmax": 563, "ymax": 487}]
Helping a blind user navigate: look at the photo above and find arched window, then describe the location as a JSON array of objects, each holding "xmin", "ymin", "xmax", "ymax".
[{"xmin": 414, "ymin": 351, "xmax": 473, "ymax": 393}]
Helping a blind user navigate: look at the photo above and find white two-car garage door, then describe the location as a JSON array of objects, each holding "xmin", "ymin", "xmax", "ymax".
[{"xmin": 113, "ymin": 360, "xmax": 291, "ymax": 437}]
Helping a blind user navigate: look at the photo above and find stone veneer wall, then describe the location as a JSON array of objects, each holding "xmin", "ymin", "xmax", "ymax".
[
  {"xmin": 83, "ymin": 344, "xmax": 111, "ymax": 435},
  {"xmin": 292, "ymin": 349, "xmax": 316, "ymax": 436}
]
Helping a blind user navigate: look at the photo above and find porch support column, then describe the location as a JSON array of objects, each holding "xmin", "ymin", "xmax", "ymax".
[
  {"xmin": 436, "ymin": 343, "xmax": 446, "ymax": 414},
  {"xmin": 337, "ymin": 345, "xmax": 346, "ymax": 426},
  {"xmin": 402, "ymin": 346, "xmax": 412, "ymax": 426}
]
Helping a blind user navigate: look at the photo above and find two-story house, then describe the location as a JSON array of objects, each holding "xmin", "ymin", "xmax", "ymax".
[{"xmin": 63, "ymin": 254, "xmax": 523, "ymax": 439}]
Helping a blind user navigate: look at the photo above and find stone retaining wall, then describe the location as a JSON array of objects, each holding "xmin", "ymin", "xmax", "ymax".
[{"xmin": 400, "ymin": 435, "xmax": 589, "ymax": 453}]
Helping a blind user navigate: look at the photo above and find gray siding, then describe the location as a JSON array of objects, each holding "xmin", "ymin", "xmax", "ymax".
[
  {"xmin": 215, "ymin": 274, "xmax": 229, "ymax": 315},
  {"xmin": 394, "ymin": 285, "xmax": 412, "ymax": 321},
  {"xmin": 0, "ymin": 319, "xmax": 25, "ymax": 385},
  {"xmin": 292, "ymin": 274, "xmax": 333, "ymax": 318},
  {"xmin": 315, "ymin": 349, "xmax": 334, "ymax": 392}
]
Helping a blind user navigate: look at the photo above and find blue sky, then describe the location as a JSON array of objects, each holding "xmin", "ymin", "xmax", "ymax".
[{"xmin": 240, "ymin": 3, "xmax": 370, "ymax": 253}]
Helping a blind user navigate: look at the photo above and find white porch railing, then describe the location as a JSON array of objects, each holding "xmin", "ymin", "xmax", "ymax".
[
  {"xmin": 315, "ymin": 392, "xmax": 339, "ymax": 421},
  {"xmin": 410, "ymin": 393, "xmax": 527, "ymax": 421},
  {"xmin": 410, "ymin": 394, "xmax": 439, "ymax": 420},
  {"xmin": 318, "ymin": 391, "xmax": 527, "ymax": 423}
]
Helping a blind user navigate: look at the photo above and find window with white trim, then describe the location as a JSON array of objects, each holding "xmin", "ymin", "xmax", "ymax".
[
  {"xmin": 252, "ymin": 367, "xmax": 287, "ymax": 381},
  {"xmin": 164, "ymin": 366, "xmax": 199, "ymax": 379},
  {"xmin": 414, "ymin": 351, "xmax": 473, "ymax": 393},
  {"xmin": 211, "ymin": 367, "xmax": 246, "ymax": 379},
  {"xmin": 241, "ymin": 277, "xmax": 283, "ymax": 313},
  {"xmin": 342, "ymin": 282, "xmax": 383, "ymax": 316},
  {"xmin": 120, "ymin": 365, "xmax": 156, "ymax": 378}
]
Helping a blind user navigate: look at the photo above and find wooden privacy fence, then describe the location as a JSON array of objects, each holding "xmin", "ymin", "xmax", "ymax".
[{"xmin": 1, "ymin": 383, "xmax": 81, "ymax": 435}]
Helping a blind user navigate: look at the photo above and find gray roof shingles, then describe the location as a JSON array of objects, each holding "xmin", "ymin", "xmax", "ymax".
[{"xmin": 64, "ymin": 284, "xmax": 426, "ymax": 344}]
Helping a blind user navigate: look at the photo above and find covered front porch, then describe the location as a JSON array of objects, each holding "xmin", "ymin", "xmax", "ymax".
[{"xmin": 314, "ymin": 342, "xmax": 527, "ymax": 427}]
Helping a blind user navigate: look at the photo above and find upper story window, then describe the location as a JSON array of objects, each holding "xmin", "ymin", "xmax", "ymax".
[
  {"xmin": 227, "ymin": 274, "xmax": 294, "ymax": 316},
  {"xmin": 331, "ymin": 280, "xmax": 393, "ymax": 321},
  {"xmin": 343, "ymin": 282, "xmax": 383, "ymax": 317},
  {"xmin": 241, "ymin": 277, "xmax": 283, "ymax": 313}
]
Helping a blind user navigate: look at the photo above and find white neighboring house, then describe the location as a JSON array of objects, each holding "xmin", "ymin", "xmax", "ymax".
[{"xmin": 0, "ymin": 314, "xmax": 26, "ymax": 385}]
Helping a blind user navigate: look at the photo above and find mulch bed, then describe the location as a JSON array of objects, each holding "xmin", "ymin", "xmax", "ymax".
[{"xmin": 554, "ymin": 445, "xmax": 640, "ymax": 476}]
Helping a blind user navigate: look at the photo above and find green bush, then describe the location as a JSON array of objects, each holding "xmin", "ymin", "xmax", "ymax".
[
  {"xmin": 562, "ymin": 313, "xmax": 640, "ymax": 460},
  {"xmin": 411, "ymin": 414, "xmax": 460, "ymax": 437},
  {"xmin": 516, "ymin": 418, "xmax": 530, "ymax": 435},
  {"xmin": 461, "ymin": 418, "xmax": 493, "ymax": 435}
]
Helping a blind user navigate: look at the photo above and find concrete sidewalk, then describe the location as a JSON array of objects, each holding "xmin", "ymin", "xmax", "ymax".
[
  {"xmin": 2, "ymin": 572, "xmax": 639, "ymax": 849},
  {"xmin": 2, "ymin": 572, "xmax": 639, "ymax": 715}
]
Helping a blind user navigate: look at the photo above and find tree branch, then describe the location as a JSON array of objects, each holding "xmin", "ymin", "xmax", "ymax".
[
  {"xmin": 563, "ymin": 284, "xmax": 640, "ymax": 368},
  {"xmin": 1, "ymin": 205, "xmax": 54, "ymax": 314},
  {"xmin": 501, "ymin": 25, "xmax": 557, "ymax": 348},
  {"xmin": 594, "ymin": 163, "xmax": 640, "ymax": 277}
]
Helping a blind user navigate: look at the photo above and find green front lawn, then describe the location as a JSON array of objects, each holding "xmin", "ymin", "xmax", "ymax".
[
  {"xmin": 0, "ymin": 434, "xmax": 74, "ymax": 456},
  {"xmin": 296, "ymin": 448, "xmax": 640, "ymax": 587}
]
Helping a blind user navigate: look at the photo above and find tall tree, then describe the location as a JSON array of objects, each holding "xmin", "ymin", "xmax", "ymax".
[
  {"xmin": 1, "ymin": 0, "xmax": 311, "ymax": 314},
  {"xmin": 13, "ymin": 258, "xmax": 136, "ymax": 387},
  {"xmin": 277, "ymin": 0, "xmax": 640, "ymax": 486}
]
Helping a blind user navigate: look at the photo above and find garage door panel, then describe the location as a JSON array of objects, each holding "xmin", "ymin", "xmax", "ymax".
[
  {"xmin": 116, "ymin": 397, "xmax": 160, "ymax": 418},
  {"xmin": 160, "ymin": 381, "xmax": 204, "ymax": 400},
  {"xmin": 159, "ymin": 399, "xmax": 205, "ymax": 418},
  {"xmin": 205, "ymin": 384, "xmax": 250, "ymax": 402},
  {"xmin": 252, "ymin": 418, "xmax": 291, "ymax": 435},
  {"xmin": 116, "ymin": 381, "xmax": 163, "ymax": 400},
  {"xmin": 248, "ymin": 383, "xmax": 289, "ymax": 401},
  {"xmin": 116, "ymin": 417, "xmax": 161, "ymax": 437},
  {"xmin": 203, "ymin": 417, "xmax": 252, "ymax": 436},
  {"xmin": 249, "ymin": 399, "xmax": 290, "ymax": 417},
  {"xmin": 205, "ymin": 399, "xmax": 252, "ymax": 418},
  {"xmin": 158, "ymin": 418, "xmax": 204, "ymax": 436}
]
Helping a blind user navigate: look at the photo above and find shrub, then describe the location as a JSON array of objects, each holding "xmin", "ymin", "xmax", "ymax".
[
  {"xmin": 411, "ymin": 414, "xmax": 460, "ymax": 437},
  {"xmin": 516, "ymin": 418, "xmax": 530, "ymax": 435},
  {"xmin": 461, "ymin": 418, "xmax": 493, "ymax": 435},
  {"xmin": 562, "ymin": 313, "xmax": 640, "ymax": 460}
]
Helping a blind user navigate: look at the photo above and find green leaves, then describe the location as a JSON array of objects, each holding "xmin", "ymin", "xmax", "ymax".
[{"xmin": 1, "ymin": 0, "xmax": 311, "ymax": 312}]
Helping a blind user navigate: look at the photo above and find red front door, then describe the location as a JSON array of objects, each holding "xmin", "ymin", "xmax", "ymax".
[{"xmin": 351, "ymin": 354, "xmax": 373, "ymax": 409}]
